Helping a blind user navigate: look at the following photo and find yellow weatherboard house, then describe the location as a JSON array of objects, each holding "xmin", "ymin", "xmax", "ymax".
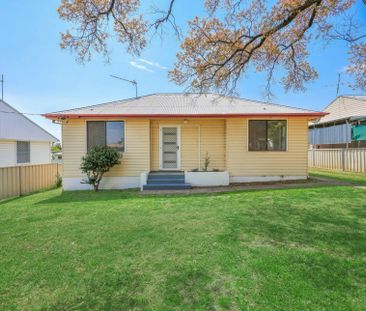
[{"xmin": 44, "ymin": 93, "xmax": 326, "ymax": 190}]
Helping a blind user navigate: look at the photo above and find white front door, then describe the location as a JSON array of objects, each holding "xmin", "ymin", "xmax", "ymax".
[{"xmin": 160, "ymin": 126, "xmax": 180, "ymax": 170}]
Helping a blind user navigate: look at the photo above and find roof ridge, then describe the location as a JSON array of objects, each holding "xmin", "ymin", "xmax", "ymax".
[{"xmin": 342, "ymin": 95, "xmax": 366, "ymax": 101}]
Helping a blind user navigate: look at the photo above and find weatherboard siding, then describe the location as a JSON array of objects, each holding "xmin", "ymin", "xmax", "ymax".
[
  {"xmin": 320, "ymin": 96, "xmax": 366, "ymax": 124},
  {"xmin": 62, "ymin": 117, "xmax": 309, "ymax": 182},
  {"xmin": 0, "ymin": 140, "xmax": 52, "ymax": 167},
  {"xmin": 107, "ymin": 119, "xmax": 150, "ymax": 177},
  {"xmin": 199, "ymin": 120, "xmax": 226, "ymax": 170},
  {"xmin": 0, "ymin": 140, "xmax": 16, "ymax": 167},
  {"xmin": 30, "ymin": 142, "xmax": 52, "ymax": 164},
  {"xmin": 62, "ymin": 119, "xmax": 150, "ymax": 179},
  {"xmin": 62, "ymin": 119, "xmax": 85, "ymax": 178},
  {"xmin": 226, "ymin": 117, "xmax": 309, "ymax": 176},
  {"xmin": 150, "ymin": 119, "xmax": 225, "ymax": 171}
]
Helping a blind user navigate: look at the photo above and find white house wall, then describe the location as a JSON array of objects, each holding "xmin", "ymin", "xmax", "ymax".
[
  {"xmin": 319, "ymin": 96, "xmax": 366, "ymax": 124},
  {"xmin": 0, "ymin": 140, "xmax": 16, "ymax": 167},
  {"xmin": 0, "ymin": 140, "xmax": 52, "ymax": 167},
  {"xmin": 30, "ymin": 141, "xmax": 51, "ymax": 164}
]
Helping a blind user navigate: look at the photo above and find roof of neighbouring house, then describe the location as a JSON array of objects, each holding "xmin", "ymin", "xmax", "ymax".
[
  {"xmin": 0, "ymin": 100, "xmax": 58, "ymax": 142},
  {"xmin": 43, "ymin": 93, "xmax": 326, "ymax": 119},
  {"xmin": 313, "ymin": 95, "xmax": 366, "ymax": 125}
]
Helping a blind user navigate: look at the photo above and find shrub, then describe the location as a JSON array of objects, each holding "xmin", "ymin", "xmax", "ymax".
[
  {"xmin": 80, "ymin": 146, "xmax": 121, "ymax": 191},
  {"xmin": 203, "ymin": 152, "xmax": 210, "ymax": 171},
  {"xmin": 55, "ymin": 173, "xmax": 62, "ymax": 188}
]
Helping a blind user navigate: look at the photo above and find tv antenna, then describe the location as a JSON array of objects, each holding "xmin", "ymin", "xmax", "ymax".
[
  {"xmin": 110, "ymin": 75, "xmax": 138, "ymax": 98},
  {"xmin": 324, "ymin": 72, "xmax": 346, "ymax": 96}
]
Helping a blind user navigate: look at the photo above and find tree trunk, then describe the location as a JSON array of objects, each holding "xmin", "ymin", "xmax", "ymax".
[{"xmin": 94, "ymin": 182, "xmax": 99, "ymax": 191}]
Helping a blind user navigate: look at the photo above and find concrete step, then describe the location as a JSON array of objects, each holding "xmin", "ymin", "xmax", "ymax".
[
  {"xmin": 148, "ymin": 173, "xmax": 184, "ymax": 179},
  {"xmin": 143, "ymin": 183, "xmax": 192, "ymax": 190},
  {"xmin": 148, "ymin": 175, "xmax": 185, "ymax": 181},
  {"xmin": 149, "ymin": 171, "xmax": 184, "ymax": 174},
  {"xmin": 147, "ymin": 178, "xmax": 185, "ymax": 184}
]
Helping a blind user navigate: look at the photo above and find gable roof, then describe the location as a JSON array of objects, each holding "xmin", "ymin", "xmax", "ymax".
[
  {"xmin": 0, "ymin": 100, "xmax": 58, "ymax": 142},
  {"xmin": 44, "ymin": 93, "xmax": 325, "ymax": 120},
  {"xmin": 315, "ymin": 95, "xmax": 366, "ymax": 124}
]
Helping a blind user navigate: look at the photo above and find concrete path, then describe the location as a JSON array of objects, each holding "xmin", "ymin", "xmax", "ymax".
[{"xmin": 141, "ymin": 177, "xmax": 351, "ymax": 195}]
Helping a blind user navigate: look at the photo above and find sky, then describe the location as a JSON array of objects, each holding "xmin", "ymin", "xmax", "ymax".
[{"xmin": 1, "ymin": 0, "xmax": 365, "ymax": 140}]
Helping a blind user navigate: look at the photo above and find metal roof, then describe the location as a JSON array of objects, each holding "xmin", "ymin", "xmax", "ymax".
[
  {"xmin": 344, "ymin": 95, "xmax": 366, "ymax": 101},
  {"xmin": 0, "ymin": 100, "xmax": 58, "ymax": 142},
  {"xmin": 44, "ymin": 93, "xmax": 325, "ymax": 119}
]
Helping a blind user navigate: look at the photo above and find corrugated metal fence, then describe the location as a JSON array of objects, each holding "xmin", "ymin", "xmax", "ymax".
[
  {"xmin": 0, "ymin": 163, "xmax": 62, "ymax": 200},
  {"xmin": 308, "ymin": 148, "xmax": 366, "ymax": 172}
]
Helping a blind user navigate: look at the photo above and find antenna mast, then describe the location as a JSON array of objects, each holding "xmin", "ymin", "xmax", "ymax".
[
  {"xmin": 110, "ymin": 75, "xmax": 138, "ymax": 98},
  {"xmin": 0, "ymin": 74, "xmax": 3, "ymax": 101},
  {"xmin": 336, "ymin": 73, "xmax": 341, "ymax": 96}
]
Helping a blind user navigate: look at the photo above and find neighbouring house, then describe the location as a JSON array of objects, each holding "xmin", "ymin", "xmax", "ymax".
[
  {"xmin": 309, "ymin": 95, "xmax": 366, "ymax": 149},
  {"xmin": 44, "ymin": 93, "xmax": 325, "ymax": 190},
  {"xmin": 0, "ymin": 100, "xmax": 58, "ymax": 167}
]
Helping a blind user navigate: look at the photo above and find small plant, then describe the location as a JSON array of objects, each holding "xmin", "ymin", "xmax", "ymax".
[
  {"xmin": 191, "ymin": 168, "xmax": 199, "ymax": 172},
  {"xmin": 55, "ymin": 173, "xmax": 62, "ymax": 188},
  {"xmin": 80, "ymin": 146, "xmax": 121, "ymax": 191},
  {"xmin": 212, "ymin": 168, "xmax": 220, "ymax": 172},
  {"xmin": 203, "ymin": 152, "xmax": 210, "ymax": 171}
]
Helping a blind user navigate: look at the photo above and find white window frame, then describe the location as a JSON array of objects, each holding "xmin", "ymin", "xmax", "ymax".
[
  {"xmin": 84, "ymin": 120, "xmax": 126, "ymax": 153},
  {"xmin": 247, "ymin": 119, "xmax": 289, "ymax": 152}
]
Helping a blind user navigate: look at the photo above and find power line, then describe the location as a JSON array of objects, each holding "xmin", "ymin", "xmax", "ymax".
[{"xmin": 0, "ymin": 110, "xmax": 44, "ymax": 116}]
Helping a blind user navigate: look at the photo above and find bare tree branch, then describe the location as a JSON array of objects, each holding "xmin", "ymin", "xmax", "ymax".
[{"xmin": 58, "ymin": 0, "xmax": 365, "ymax": 96}]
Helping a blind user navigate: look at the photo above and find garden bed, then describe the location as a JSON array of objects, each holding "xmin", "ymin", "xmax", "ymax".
[{"xmin": 185, "ymin": 170, "xmax": 229, "ymax": 186}]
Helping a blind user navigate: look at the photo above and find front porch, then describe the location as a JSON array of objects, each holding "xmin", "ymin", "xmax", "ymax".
[
  {"xmin": 142, "ymin": 171, "xmax": 191, "ymax": 190},
  {"xmin": 142, "ymin": 119, "xmax": 228, "ymax": 190},
  {"xmin": 150, "ymin": 119, "xmax": 226, "ymax": 172}
]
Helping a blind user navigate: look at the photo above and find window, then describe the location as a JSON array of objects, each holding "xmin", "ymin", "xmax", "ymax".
[
  {"xmin": 249, "ymin": 120, "xmax": 287, "ymax": 151},
  {"xmin": 87, "ymin": 121, "xmax": 125, "ymax": 152},
  {"xmin": 17, "ymin": 141, "xmax": 30, "ymax": 163}
]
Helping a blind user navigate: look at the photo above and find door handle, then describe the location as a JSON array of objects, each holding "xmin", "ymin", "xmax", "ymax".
[{"xmin": 176, "ymin": 146, "xmax": 179, "ymax": 150}]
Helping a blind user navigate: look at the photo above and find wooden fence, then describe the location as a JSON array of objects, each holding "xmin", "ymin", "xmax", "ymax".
[
  {"xmin": 308, "ymin": 148, "xmax": 366, "ymax": 173},
  {"xmin": 0, "ymin": 163, "xmax": 62, "ymax": 200}
]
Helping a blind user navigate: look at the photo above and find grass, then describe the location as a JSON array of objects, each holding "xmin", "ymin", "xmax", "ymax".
[
  {"xmin": 1, "ymin": 183, "xmax": 366, "ymax": 310},
  {"xmin": 309, "ymin": 168, "xmax": 366, "ymax": 185}
]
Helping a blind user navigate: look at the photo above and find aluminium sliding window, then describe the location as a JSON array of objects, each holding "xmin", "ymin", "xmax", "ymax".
[
  {"xmin": 248, "ymin": 120, "xmax": 287, "ymax": 151},
  {"xmin": 87, "ymin": 121, "xmax": 125, "ymax": 152}
]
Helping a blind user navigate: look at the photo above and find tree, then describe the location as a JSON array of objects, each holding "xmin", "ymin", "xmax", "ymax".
[
  {"xmin": 51, "ymin": 142, "xmax": 62, "ymax": 153},
  {"xmin": 58, "ymin": 0, "xmax": 366, "ymax": 96},
  {"xmin": 80, "ymin": 146, "xmax": 121, "ymax": 191}
]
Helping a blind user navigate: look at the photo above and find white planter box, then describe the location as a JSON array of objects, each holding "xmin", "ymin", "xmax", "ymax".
[{"xmin": 185, "ymin": 171, "xmax": 229, "ymax": 187}]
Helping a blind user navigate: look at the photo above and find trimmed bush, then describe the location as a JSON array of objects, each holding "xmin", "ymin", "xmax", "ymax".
[{"xmin": 80, "ymin": 146, "xmax": 121, "ymax": 191}]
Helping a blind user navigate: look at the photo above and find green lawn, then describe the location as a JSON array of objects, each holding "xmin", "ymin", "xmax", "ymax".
[
  {"xmin": 310, "ymin": 168, "xmax": 366, "ymax": 185},
  {"xmin": 1, "ymin": 185, "xmax": 366, "ymax": 310}
]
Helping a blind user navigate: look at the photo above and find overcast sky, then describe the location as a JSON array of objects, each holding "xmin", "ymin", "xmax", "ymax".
[{"xmin": 1, "ymin": 0, "xmax": 365, "ymax": 139}]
